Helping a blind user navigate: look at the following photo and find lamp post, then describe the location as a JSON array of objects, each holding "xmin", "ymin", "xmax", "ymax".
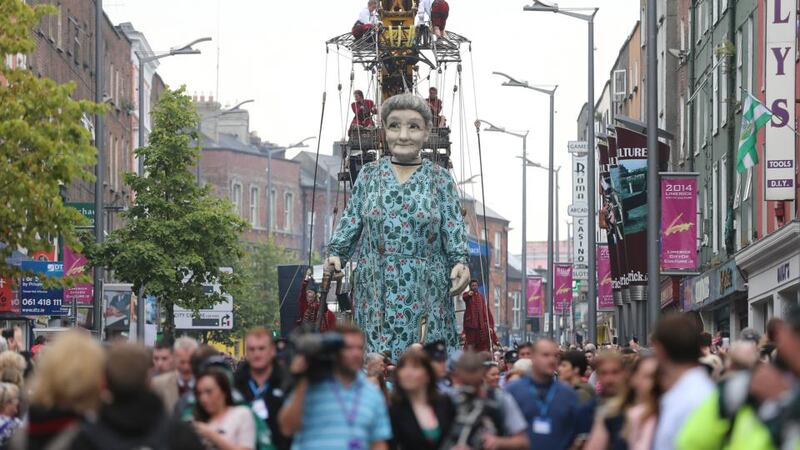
[
  {"xmin": 478, "ymin": 120, "xmax": 529, "ymax": 340},
  {"xmin": 524, "ymin": 0, "xmax": 599, "ymax": 344},
  {"xmin": 196, "ymin": 99, "xmax": 255, "ymax": 185},
  {"xmin": 265, "ymin": 137, "xmax": 316, "ymax": 238},
  {"xmin": 137, "ymin": 37, "xmax": 211, "ymax": 176},
  {"xmin": 645, "ymin": 0, "xmax": 660, "ymax": 340}
]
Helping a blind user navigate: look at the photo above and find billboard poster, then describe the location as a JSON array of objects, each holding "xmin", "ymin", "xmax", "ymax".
[
  {"xmin": 765, "ymin": 0, "xmax": 796, "ymax": 201},
  {"xmin": 63, "ymin": 246, "xmax": 93, "ymax": 306},
  {"xmin": 610, "ymin": 126, "xmax": 670, "ymax": 301},
  {"xmin": 597, "ymin": 245, "xmax": 615, "ymax": 311},
  {"xmin": 526, "ymin": 277, "xmax": 544, "ymax": 318},
  {"xmin": 661, "ymin": 176, "xmax": 699, "ymax": 271},
  {"xmin": 606, "ymin": 136, "xmax": 628, "ymax": 304},
  {"xmin": 103, "ymin": 284, "xmax": 133, "ymax": 339},
  {"xmin": 20, "ymin": 261, "xmax": 67, "ymax": 316},
  {"xmin": 554, "ymin": 264, "xmax": 573, "ymax": 314}
]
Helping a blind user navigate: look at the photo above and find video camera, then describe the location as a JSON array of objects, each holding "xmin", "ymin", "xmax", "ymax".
[{"xmin": 290, "ymin": 330, "xmax": 345, "ymax": 383}]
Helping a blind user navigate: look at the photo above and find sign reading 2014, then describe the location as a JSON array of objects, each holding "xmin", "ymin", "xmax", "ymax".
[{"xmin": 20, "ymin": 261, "xmax": 67, "ymax": 316}]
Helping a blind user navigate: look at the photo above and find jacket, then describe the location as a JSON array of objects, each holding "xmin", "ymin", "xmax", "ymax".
[
  {"xmin": 390, "ymin": 395, "xmax": 455, "ymax": 450},
  {"xmin": 233, "ymin": 361, "xmax": 291, "ymax": 450}
]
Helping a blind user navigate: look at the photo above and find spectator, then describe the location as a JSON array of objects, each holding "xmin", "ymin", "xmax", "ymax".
[
  {"xmin": 444, "ymin": 351, "xmax": 528, "ymax": 450},
  {"xmin": 518, "ymin": 343, "xmax": 533, "ymax": 361},
  {"xmin": 624, "ymin": 356, "xmax": 660, "ymax": 450},
  {"xmin": 423, "ymin": 340, "xmax": 452, "ymax": 394},
  {"xmin": 234, "ymin": 327, "xmax": 291, "ymax": 450},
  {"xmin": 1, "ymin": 328, "xmax": 22, "ymax": 353},
  {"xmin": 30, "ymin": 335, "xmax": 46, "ymax": 358},
  {"xmin": 651, "ymin": 314, "xmax": 713, "ymax": 450},
  {"xmin": 69, "ymin": 342, "xmax": 204, "ymax": 450},
  {"xmin": 0, "ymin": 383, "xmax": 21, "ymax": 445},
  {"xmin": 10, "ymin": 331, "xmax": 105, "ymax": 450},
  {"xmin": 506, "ymin": 339, "xmax": 581, "ymax": 450},
  {"xmin": 152, "ymin": 336, "xmax": 198, "ymax": 413},
  {"xmin": 279, "ymin": 325, "xmax": 392, "ymax": 450},
  {"xmin": 365, "ymin": 352, "xmax": 386, "ymax": 378},
  {"xmin": 558, "ymin": 350, "xmax": 594, "ymax": 404},
  {"xmin": 194, "ymin": 369, "xmax": 257, "ymax": 450},
  {"xmin": 0, "ymin": 351, "xmax": 25, "ymax": 388},
  {"xmin": 484, "ymin": 361, "xmax": 501, "ymax": 389},
  {"xmin": 389, "ymin": 349, "xmax": 455, "ymax": 450},
  {"xmin": 583, "ymin": 352, "xmax": 630, "ymax": 450},
  {"xmin": 152, "ymin": 339, "xmax": 175, "ymax": 376}
]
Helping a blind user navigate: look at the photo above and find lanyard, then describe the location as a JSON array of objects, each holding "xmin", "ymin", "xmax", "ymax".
[
  {"xmin": 530, "ymin": 380, "xmax": 558, "ymax": 417},
  {"xmin": 248, "ymin": 379, "xmax": 269, "ymax": 398},
  {"xmin": 330, "ymin": 380, "xmax": 363, "ymax": 427}
]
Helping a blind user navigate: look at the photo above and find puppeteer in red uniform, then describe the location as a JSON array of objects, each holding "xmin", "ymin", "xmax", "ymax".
[
  {"xmin": 350, "ymin": 90, "xmax": 377, "ymax": 129},
  {"xmin": 296, "ymin": 274, "xmax": 336, "ymax": 332},
  {"xmin": 461, "ymin": 280, "xmax": 498, "ymax": 351}
]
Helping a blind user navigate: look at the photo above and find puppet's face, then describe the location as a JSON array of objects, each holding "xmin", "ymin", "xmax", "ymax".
[{"xmin": 384, "ymin": 109, "xmax": 429, "ymax": 162}]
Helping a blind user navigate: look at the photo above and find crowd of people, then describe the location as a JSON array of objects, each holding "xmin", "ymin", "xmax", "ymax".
[{"xmin": 0, "ymin": 307, "xmax": 797, "ymax": 449}]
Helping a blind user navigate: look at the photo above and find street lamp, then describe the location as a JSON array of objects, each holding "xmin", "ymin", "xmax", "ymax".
[
  {"xmin": 265, "ymin": 136, "xmax": 317, "ymax": 236},
  {"xmin": 457, "ymin": 174, "xmax": 481, "ymax": 186},
  {"xmin": 137, "ymin": 36, "xmax": 212, "ymax": 176},
  {"xmin": 524, "ymin": 0, "xmax": 599, "ymax": 345},
  {"xmin": 494, "ymin": 71, "xmax": 559, "ymax": 341},
  {"xmin": 477, "ymin": 119, "xmax": 530, "ymax": 340},
  {"xmin": 196, "ymin": 99, "xmax": 255, "ymax": 185}
]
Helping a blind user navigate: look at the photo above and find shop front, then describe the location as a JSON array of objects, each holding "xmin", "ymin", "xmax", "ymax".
[
  {"xmin": 660, "ymin": 276, "xmax": 681, "ymax": 313},
  {"xmin": 737, "ymin": 221, "xmax": 800, "ymax": 335},
  {"xmin": 682, "ymin": 259, "xmax": 747, "ymax": 338}
]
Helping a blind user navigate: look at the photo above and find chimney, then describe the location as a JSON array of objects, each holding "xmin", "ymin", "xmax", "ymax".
[{"xmin": 200, "ymin": 94, "xmax": 206, "ymax": 103}]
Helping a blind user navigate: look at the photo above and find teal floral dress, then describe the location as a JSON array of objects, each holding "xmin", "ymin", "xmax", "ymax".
[{"xmin": 328, "ymin": 158, "xmax": 469, "ymax": 360}]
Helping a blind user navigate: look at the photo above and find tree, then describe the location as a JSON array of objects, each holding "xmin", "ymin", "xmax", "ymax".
[
  {"xmin": 88, "ymin": 87, "xmax": 247, "ymax": 340},
  {"xmin": 204, "ymin": 239, "xmax": 292, "ymax": 346},
  {"xmin": 0, "ymin": 1, "xmax": 99, "ymax": 280}
]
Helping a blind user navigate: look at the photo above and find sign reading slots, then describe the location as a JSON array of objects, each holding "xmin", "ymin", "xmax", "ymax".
[{"xmin": 765, "ymin": 0, "xmax": 796, "ymax": 200}]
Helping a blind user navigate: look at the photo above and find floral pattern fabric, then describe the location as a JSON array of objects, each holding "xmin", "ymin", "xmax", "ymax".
[{"xmin": 328, "ymin": 158, "xmax": 469, "ymax": 360}]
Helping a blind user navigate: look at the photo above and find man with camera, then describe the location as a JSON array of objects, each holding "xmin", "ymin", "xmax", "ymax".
[{"xmin": 278, "ymin": 325, "xmax": 392, "ymax": 450}]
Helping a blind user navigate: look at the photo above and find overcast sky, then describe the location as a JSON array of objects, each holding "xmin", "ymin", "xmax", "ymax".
[{"xmin": 106, "ymin": 0, "xmax": 640, "ymax": 256}]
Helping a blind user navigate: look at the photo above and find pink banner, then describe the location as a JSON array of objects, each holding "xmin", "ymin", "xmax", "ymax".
[
  {"xmin": 527, "ymin": 277, "xmax": 544, "ymax": 317},
  {"xmin": 554, "ymin": 264, "xmax": 573, "ymax": 314},
  {"xmin": 597, "ymin": 245, "xmax": 615, "ymax": 311},
  {"xmin": 64, "ymin": 246, "xmax": 94, "ymax": 306},
  {"xmin": 660, "ymin": 177, "xmax": 698, "ymax": 271}
]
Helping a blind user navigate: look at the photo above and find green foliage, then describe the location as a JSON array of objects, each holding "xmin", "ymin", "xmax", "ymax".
[
  {"xmin": 0, "ymin": 1, "xmax": 100, "ymax": 281},
  {"xmin": 206, "ymin": 239, "xmax": 296, "ymax": 346},
  {"xmin": 87, "ymin": 87, "xmax": 247, "ymax": 339}
]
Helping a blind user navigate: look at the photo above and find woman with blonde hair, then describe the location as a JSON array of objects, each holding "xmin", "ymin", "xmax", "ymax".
[
  {"xmin": 0, "ymin": 383, "xmax": 21, "ymax": 445},
  {"xmin": 10, "ymin": 330, "xmax": 105, "ymax": 450},
  {"xmin": 0, "ymin": 351, "xmax": 26, "ymax": 387}
]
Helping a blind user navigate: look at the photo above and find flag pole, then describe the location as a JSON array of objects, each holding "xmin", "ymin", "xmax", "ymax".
[{"xmin": 741, "ymin": 88, "xmax": 800, "ymax": 137}]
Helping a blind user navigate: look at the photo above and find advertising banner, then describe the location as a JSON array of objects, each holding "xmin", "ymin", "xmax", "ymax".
[
  {"xmin": 554, "ymin": 264, "xmax": 573, "ymax": 314},
  {"xmin": 765, "ymin": 0, "xmax": 796, "ymax": 201},
  {"xmin": 20, "ymin": 261, "xmax": 67, "ymax": 316},
  {"xmin": 597, "ymin": 245, "xmax": 615, "ymax": 311},
  {"xmin": 661, "ymin": 176, "xmax": 698, "ymax": 271},
  {"xmin": 610, "ymin": 126, "xmax": 670, "ymax": 301},
  {"xmin": 572, "ymin": 152, "xmax": 589, "ymax": 279},
  {"xmin": 605, "ymin": 136, "xmax": 629, "ymax": 303},
  {"xmin": 526, "ymin": 277, "xmax": 544, "ymax": 318},
  {"xmin": 63, "ymin": 246, "xmax": 93, "ymax": 306}
]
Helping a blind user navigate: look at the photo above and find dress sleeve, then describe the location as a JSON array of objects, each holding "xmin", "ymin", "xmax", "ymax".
[
  {"xmin": 328, "ymin": 164, "xmax": 371, "ymax": 264},
  {"xmin": 437, "ymin": 167, "xmax": 469, "ymax": 268}
]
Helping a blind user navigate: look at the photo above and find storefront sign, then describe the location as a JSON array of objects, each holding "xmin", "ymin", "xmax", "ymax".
[
  {"xmin": 66, "ymin": 202, "xmax": 96, "ymax": 228},
  {"xmin": 765, "ymin": 0, "xmax": 797, "ymax": 201},
  {"xmin": 573, "ymin": 216, "xmax": 588, "ymax": 278},
  {"xmin": 597, "ymin": 245, "xmax": 615, "ymax": 311},
  {"xmin": 527, "ymin": 277, "xmax": 544, "ymax": 318},
  {"xmin": 63, "ymin": 246, "xmax": 93, "ymax": 306},
  {"xmin": 554, "ymin": 264, "xmax": 573, "ymax": 314},
  {"xmin": 20, "ymin": 261, "xmax": 67, "ymax": 316},
  {"xmin": 715, "ymin": 260, "xmax": 745, "ymax": 299},
  {"xmin": 661, "ymin": 176, "xmax": 698, "ymax": 271},
  {"xmin": 748, "ymin": 254, "xmax": 800, "ymax": 299}
]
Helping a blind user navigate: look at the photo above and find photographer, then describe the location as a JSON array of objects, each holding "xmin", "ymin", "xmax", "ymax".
[{"xmin": 278, "ymin": 325, "xmax": 392, "ymax": 450}]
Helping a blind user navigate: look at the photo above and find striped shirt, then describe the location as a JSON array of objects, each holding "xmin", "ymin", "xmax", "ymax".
[{"xmin": 292, "ymin": 372, "xmax": 392, "ymax": 450}]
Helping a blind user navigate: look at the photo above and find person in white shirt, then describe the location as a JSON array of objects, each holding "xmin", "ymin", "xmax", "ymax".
[
  {"xmin": 651, "ymin": 314, "xmax": 714, "ymax": 450},
  {"xmin": 415, "ymin": 0, "xmax": 448, "ymax": 38},
  {"xmin": 353, "ymin": 0, "xmax": 379, "ymax": 39}
]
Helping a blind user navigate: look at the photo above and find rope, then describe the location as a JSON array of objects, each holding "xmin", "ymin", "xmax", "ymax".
[
  {"xmin": 307, "ymin": 91, "xmax": 328, "ymax": 268},
  {"xmin": 474, "ymin": 126, "xmax": 494, "ymax": 353}
]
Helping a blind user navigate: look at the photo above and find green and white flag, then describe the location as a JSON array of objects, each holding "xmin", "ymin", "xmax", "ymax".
[{"xmin": 737, "ymin": 93, "xmax": 772, "ymax": 173}]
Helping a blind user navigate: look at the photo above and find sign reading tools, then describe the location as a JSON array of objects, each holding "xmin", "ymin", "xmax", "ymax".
[
  {"xmin": 570, "ymin": 141, "xmax": 589, "ymax": 281},
  {"xmin": 765, "ymin": 0, "xmax": 796, "ymax": 201}
]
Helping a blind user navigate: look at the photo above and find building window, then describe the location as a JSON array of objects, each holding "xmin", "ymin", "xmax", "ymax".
[
  {"xmin": 269, "ymin": 189, "xmax": 276, "ymax": 230},
  {"xmin": 494, "ymin": 231, "xmax": 501, "ymax": 267},
  {"xmin": 721, "ymin": 39, "xmax": 728, "ymax": 126},
  {"xmin": 679, "ymin": 95, "xmax": 686, "ymax": 159},
  {"xmin": 712, "ymin": 0, "xmax": 719, "ymax": 24},
  {"xmin": 56, "ymin": 5, "xmax": 63, "ymax": 50},
  {"xmin": 231, "ymin": 183, "xmax": 242, "ymax": 216},
  {"xmin": 250, "ymin": 186, "xmax": 259, "ymax": 228},
  {"xmin": 720, "ymin": 156, "xmax": 727, "ymax": 250},
  {"xmin": 712, "ymin": 53, "xmax": 719, "ymax": 135},
  {"xmin": 747, "ymin": 16, "xmax": 755, "ymax": 93},
  {"xmin": 512, "ymin": 292, "xmax": 521, "ymax": 330},
  {"xmin": 284, "ymin": 192, "xmax": 293, "ymax": 232},
  {"xmin": 494, "ymin": 287, "xmax": 501, "ymax": 324},
  {"xmin": 712, "ymin": 163, "xmax": 719, "ymax": 254},
  {"xmin": 695, "ymin": 95, "xmax": 702, "ymax": 155}
]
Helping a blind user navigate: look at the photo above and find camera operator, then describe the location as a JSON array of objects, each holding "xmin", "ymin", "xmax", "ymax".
[{"xmin": 278, "ymin": 325, "xmax": 392, "ymax": 450}]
